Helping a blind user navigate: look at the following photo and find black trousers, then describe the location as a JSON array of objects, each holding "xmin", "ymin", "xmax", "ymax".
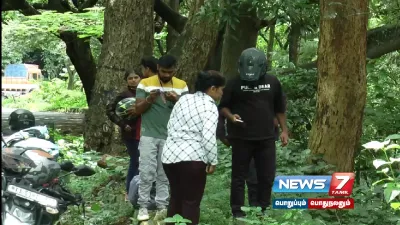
[
  {"xmin": 230, "ymin": 139, "xmax": 276, "ymax": 216},
  {"xmin": 163, "ymin": 161, "xmax": 207, "ymax": 225},
  {"xmin": 245, "ymin": 129, "xmax": 279, "ymax": 206},
  {"xmin": 124, "ymin": 139, "xmax": 140, "ymax": 193},
  {"xmin": 246, "ymin": 159, "xmax": 259, "ymax": 206}
]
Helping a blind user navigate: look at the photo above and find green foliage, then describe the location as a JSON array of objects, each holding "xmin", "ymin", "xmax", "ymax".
[
  {"xmin": 360, "ymin": 134, "xmax": 400, "ymax": 209},
  {"xmin": 276, "ymin": 70, "xmax": 317, "ymax": 147},
  {"xmin": 54, "ymin": 135, "xmax": 133, "ymax": 225},
  {"xmin": 363, "ymin": 52, "xmax": 400, "ymax": 143},
  {"xmin": 13, "ymin": 8, "xmax": 104, "ymax": 38},
  {"xmin": 2, "ymin": 78, "xmax": 87, "ymax": 112},
  {"xmin": 370, "ymin": 0, "xmax": 400, "ymax": 25},
  {"xmin": 50, "ymin": 130, "xmax": 399, "ymax": 225},
  {"xmin": 2, "ymin": 20, "xmax": 67, "ymax": 78},
  {"xmin": 154, "ymin": 26, "xmax": 168, "ymax": 58},
  {"xmin": 164, "ymin": 214, "xmax": 192, "ymax": 225}
]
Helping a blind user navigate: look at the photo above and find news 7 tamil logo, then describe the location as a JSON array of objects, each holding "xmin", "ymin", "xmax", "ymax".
[{"xmin": 272, "ymin": 173, "xmax": 355, "ymax": 196}]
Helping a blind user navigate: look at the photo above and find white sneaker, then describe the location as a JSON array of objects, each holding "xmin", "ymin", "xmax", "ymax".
[
  {"xmin": 137, "ymin": 207, "xmax": 150, "ymax": 221},
  {"xmin": 154, "ymin": 208, "xmax": 167, "ymax": 221}
]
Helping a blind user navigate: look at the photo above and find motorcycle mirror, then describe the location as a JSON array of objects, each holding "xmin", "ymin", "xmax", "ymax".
[
  {"xmin": 73, "ymin": 165, "xmax": 96, "ymax": 176},
  {"xmin": 60, "ymin": 161, "xmax": 75, "ymax": 172}
]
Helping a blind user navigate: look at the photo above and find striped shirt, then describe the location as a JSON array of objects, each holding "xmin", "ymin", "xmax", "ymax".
[{"xmin": 136, "ymin": 75, "xmax": 189, "ymax": 139}]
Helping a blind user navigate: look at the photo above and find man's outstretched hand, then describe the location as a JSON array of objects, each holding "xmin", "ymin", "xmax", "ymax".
[
  {"xmin": 220, "ymin": 138, "xmax": 230, "ymax": 147},
  {"xmin": 165, "ymin": 91, "xmax": 178, "ymax": 102},
  {"xmin": 280, "ymin": 131, "xmax": 289, "ymax": 147}
]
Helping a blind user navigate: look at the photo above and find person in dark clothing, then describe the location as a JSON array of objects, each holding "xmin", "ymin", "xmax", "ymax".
[
  {"xmin": 141, "ymin": 56, "xmax": 158, "ymax": 78},
  {"xmin": 106, "ymin": 69, "xmax": 143, "ymax": 199},
  {"xmin": 219, "ymin": 48, "xmax": 289, "ymax": 218},
  {"xmin": 216, "ymin": 92, "xmax": 286, "ymax": 207}
]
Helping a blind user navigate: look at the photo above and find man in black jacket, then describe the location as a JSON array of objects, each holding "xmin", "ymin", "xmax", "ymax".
[{"xmin": 219, "ymin": 48, "xmax": 289, "ymax": 218}]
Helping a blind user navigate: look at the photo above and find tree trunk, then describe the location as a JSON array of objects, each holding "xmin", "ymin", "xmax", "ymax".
[
  {"xmin": 83, "ymin": 0, "xmax": 154, "ymax": 153},
  {"xmin": 220, "ymin": 2, "xmax": 259, "ymax": 79},
  {"xmin": 204, "ymin": 24, "xmax": 225, "ymax": 71},
  {"xmin": 59, "ymin": 31, "xmax": 96, "ymax": 104},
  {"xmin": 288, "ymin": 22, "xmax": 301, "ymax": 66},
  {"xmin": 266, "ymin": 22, "xmax": 276, "ymax": 70},
  {"xmin": 169, "ymin": 0, "xmax": 220, "ymax": 91},
  {"xmin": 166, "ymin": 0, "xmax": 180, "ymax": 51},
  {"xmin": 308, "ymin": 0, "xmax": 368, "ymax": 172},
  {"xmin": 65, "ymin": 59, "xmax": 75, "ymax": 90}
]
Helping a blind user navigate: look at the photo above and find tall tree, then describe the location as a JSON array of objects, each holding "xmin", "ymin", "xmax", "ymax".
[
  {"xmin": 166, "ymin": 0, "xmax": 180, "ymax": 51},
  {"xmin": 308, "ymin": 0, "xmax": 369, "ymax": 171},
  {"xmin": 83, "ymin": 0, "xmax": 154, "ymax": 153},
  {"xmin": 219, "ymin": 1, "xmax": 261, "ymax": 78},
  {"xmin": 169, "ymin": 0, "xmax": 220, "ymax": 91}
]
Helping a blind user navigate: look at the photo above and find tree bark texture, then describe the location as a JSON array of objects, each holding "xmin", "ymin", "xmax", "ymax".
[
  {"xmin": 308, "ymin": 0, "xmax": 369, "ymax": 172},
  {"xmin": 65, "ymin": 59, "xmax": 75, "ymax": 90},
  {"xmin": 166, "ymin": 0, "xmax": 180, "ymax": 51},
  {"xmin": 84, "ymin": 0, "xmax": 154, "ymax": 153},
  {"xmin": 169, "ymin": 0, "xmax": 220, "ymax": 91},
  {"xmin": 205, "ymin": 24, "xmax": 226, "ymax": 71},
  {"xmin": 288, "ymin": 22, "xmax": 301, "ymax": 66},
  {"xmin": 220, "ymin": 2, "xmax": 259, "ymax": 79},
  {"xmin": 266, "ymin": 22, "xmax": 276, "ymax": 70}
]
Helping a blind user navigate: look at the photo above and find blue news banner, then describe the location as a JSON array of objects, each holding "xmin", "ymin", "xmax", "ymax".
[
  {"xmin": 272, "ymin": 175, "xmax": 332, "ymax": 210},
  {"xmin": 272, "ymin": 175, "xmax": 332, "ymax": 193}
]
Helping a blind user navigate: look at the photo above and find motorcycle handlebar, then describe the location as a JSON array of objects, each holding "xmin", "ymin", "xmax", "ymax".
[{"xmin": 42, "ymin": 185, "xmax": 81, "ymax": 205}]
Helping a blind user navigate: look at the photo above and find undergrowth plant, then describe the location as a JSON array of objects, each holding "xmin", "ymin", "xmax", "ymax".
[
  {"xmin": 361, "ymin": 134, "xmax": 400, "ymax": 210},
  {"xmin": 53, "ymin": 133, "xmax": 399, "ymax": 225}
]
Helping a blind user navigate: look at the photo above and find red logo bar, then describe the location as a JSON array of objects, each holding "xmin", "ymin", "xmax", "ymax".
[
  {"xmin": 328, "ymin": 172, "xmax": 355, "ymax": 196},
  {"xmin": 308, "ymin": 198, "xmax": 354, "ymax": 209}
]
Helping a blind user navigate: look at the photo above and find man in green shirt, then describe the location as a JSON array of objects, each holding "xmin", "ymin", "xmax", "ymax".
[{"xmin": 135, "ymin": 55, "xmax": 189, "ymax": 221}]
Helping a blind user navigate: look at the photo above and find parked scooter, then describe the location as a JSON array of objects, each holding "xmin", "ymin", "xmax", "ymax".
[{"xmin": 1, "ymin": 145, "xmax": 95, "ymax": 225}]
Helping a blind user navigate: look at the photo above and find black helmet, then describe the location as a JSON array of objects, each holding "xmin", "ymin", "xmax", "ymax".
[
  {"xmin": 238, "ymin": 48, "xmax": 268, "ymax": 82},
  {"xmin": 8, "ymin": 109, "xmax": 35, "ymax": 132}
]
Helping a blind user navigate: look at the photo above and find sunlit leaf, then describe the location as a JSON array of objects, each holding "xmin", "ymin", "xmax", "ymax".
[
  {"xmin": 386, "ymin": 144, "xmax": 400, "ymax": 150},
  {"xmin": 390, "ymin": 202, "xmax": 400, "ymax": 210},
  {"xmin": 363, "ymin": 141, "xmax": 385, "ymax": 150},
  {"xmin": 372, "ymin": 159, "xmax": 390, "ymax": 169},
  {"xmin": 386, "ymin": 134, "xmax": 400, "ymax": 140},
  {"xmin": 91, "ymin": 203, "xmax": 102, "ymax": 212}
]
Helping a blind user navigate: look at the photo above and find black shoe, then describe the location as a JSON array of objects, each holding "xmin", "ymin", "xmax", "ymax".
[{"xmin": 232, "ymin": 211, "xmax": 246, "ymax": 219}]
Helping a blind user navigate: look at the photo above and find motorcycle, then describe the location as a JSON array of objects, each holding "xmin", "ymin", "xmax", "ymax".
[
  {"xmin": 2, "ymin": 125, "xmax": 60, "ymax": 160},
  {"xmin": 1, "ymin": 145, "xmax": 95, "ymax": 225}
]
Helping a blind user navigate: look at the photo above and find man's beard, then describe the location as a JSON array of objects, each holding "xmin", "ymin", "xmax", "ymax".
[{"xmin": 159, "ymin": 76, "xmax": 172, "ymax": 83}]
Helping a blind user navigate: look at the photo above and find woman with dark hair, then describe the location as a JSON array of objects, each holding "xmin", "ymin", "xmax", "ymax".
[
  {"xmin": 140, "ymin": 56, "xmax": 158, "ymax": 78},
  {"xmin": 106, "ymin": 69, "xmax": 142, "ymax": 200},
  {"xmin": 162, "ymin": 70, "xmax": 225, "ymax": 225}
]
